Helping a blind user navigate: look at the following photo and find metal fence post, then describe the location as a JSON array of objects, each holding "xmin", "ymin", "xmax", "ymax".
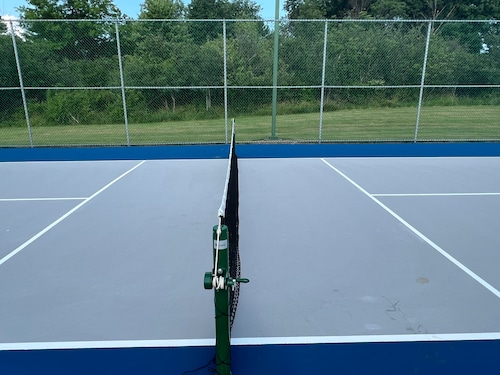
[
  {"xmin": 9, "ymin": 20, "xmax": 34, "ymax": 147},
  {"xmin": 115, "ymin": 21, "xmax": 130, "ymax": 146},
  {"xmin": 271, "ymin": 1, "xmax": 280, "ymax": 139},
  {"xmin": 223, "ymin": 20, "xmax": 229, "ymax": 143},
  {"xmin": 414, "ymin": 21, "xmax": 433, "ymax": 143},
  {"xmin": 319, "ymin": 20, "xmax": 328, "ymax": 143}
]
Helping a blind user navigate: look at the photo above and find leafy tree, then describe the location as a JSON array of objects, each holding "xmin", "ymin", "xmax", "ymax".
[
  {"xmin": 187, "ymin": 0, "xmax": 224, "ymax": 43},
  {"xmin": 137, "ymin": 0, "xmax": 187, "ymax": 39},
  {"xmin": 285, "ymin": 0, "xmax": 500, "ymax": 20},
  {"xmin": 393, "ymin": 0, "xmax": 500, "ymax": 20},
  {"xmin": 186, "ymin": 0, "xmax": 265, "ymax": 111},
  {"xmin": 369, "ymin": 0, "xmax": 409, "ymax": 19},
  {"xmin": 124, "ymin": 31, "xmax": 191, "ymax": 113},
  {"xmin": 454, "ymin": 0, "xmax": 500, "ymax": 19},
  {"xmin": 0, "ymin": 16, "xmax": 7, "ymax": 34},
  {"xmin": 19, "ymin": 0, "xmax": 123, "ymax": 59},
  {"xmin": 121, "ymin": 0, "xmax": 192, "ymax": 113},
  {"xmin": 228, "ymin": 0, "xmax": 261, "ymax": 18},
  {"xmin": 0, "ymin": 34, "xmax": 22, "ymax": 121},
  {"xmin": 139, "ymin": 0, "xmax": 185, "ymax": 19},
  {"xmin": 187, "ymin": 0, "xmax": 261, "ymax": 43},
  {"xmin": 226, "ymin": 22, "xmax": 273, "ymax": 86},
  {"xmin": 284, "ymin": 0, "xmax": 351, "ymax": 19}
]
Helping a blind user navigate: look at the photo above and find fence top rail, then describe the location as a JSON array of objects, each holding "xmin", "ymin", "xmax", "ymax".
[{"xmin": 5, "ymin": 18, "xmax": 498, "ymax": 24}]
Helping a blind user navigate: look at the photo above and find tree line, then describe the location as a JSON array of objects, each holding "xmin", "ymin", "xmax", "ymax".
[
  {"xmin": 0, "ymin": 0, "xmax": 499, "ymax": 126},
  {"xmin": 285, "ymin": 0, "xmax": 500, "ymax": 20}
]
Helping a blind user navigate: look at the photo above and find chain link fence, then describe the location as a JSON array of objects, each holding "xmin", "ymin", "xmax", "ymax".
[{"xmin": 1, "ymin": 18, "xmax": 499, "ymax": 146}]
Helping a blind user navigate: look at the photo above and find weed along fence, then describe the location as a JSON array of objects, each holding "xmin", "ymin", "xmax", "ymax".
[{"xmin": 1, "ymin": 18, "xmax": 499, "ymax": 146}]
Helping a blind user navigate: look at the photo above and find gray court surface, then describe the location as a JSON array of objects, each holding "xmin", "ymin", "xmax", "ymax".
[{"xmin": 1, "ymin": 157, "xmax": 499, "ymax": 348}]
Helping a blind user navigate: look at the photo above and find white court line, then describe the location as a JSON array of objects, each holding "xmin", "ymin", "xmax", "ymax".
[
  {"xmin": 1, "ymin": 332, "xmax": 499, "ymax": 351},
  {"xmin": 373, "ymin": 192, "xmax": 500, "ymax": 197},
  {"xmin": 320, "ymin": 158, "xmax": 500, "ymax": 299},
  {"xmin": 0, "ymin": 339, "xmax": 214, "ymax": 351},
  {"xmin": 0, "ymin": 197, "xmax": 87, "ymax": 201},
  {"xmin": 0, "ymin": 161, "xmax": 146, "ymax": 267},
  {"xmin": 232, "ymin": 332, "xmax": 500, "ymax": 346}
]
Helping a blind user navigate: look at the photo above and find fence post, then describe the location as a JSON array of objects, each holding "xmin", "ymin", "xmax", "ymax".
[
  {"xmin": 270, "ymin": 0, "xmax": 280, "ymax": 139},
  {"xmin": 223, "ymin": 20, "xmax": 229, "ymax": 143},
  {"xmin": 414, "ymin": 21, "xmax": 433, "ymax": 143},
  {"xmin": 9, "ymin": 20, "xmax": 33, "ymax": 147},
  {"xmin": 319, "ymin": 20, "xmax": 328, "ymax": 143},
  {"xmin": 115, "ymin": 21, "xmax": 130, "ymax": 146}
]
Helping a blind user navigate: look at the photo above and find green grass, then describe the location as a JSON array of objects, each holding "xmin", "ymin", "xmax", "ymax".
[{"xmin": 1, "ymin": 105, "xmax": 499, "ymax": 146}]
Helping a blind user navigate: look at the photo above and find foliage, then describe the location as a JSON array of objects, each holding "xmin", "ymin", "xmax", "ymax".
[
  {"xmin": 284, "ymin": 0, "xmax": 500, "ymax": 20},
  {"xmin": 44, "ymin": 89, "xmax": 124, "ymax": 125},
  {"xmin": 0, "ymin": 35, "xmax": 22, "ymax": 120},
  {"xmin": 187, "ymin": 0, "xmax": 262, "ymax": 43},
  {"xmin": 139, "ymin": 0, "xmax": 186, "ymax": 19},
  {"xmin": 0, "ymin": 16, "xmax": 7, "ymax": 34},
  {"xmin": 1, "ymin": 1, "xmax": 498, "ymax": 130},
  {"xmin": 18, "ymin": 0, "xmax": 122, "ymax": 59}
]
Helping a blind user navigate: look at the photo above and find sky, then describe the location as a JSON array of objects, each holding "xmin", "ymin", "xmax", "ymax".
[{"xmin": 2, "ymin": 0, "xmax": 283, "ymax": 20}]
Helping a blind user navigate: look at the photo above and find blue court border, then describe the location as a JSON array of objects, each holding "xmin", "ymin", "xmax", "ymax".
[
  {"xmin": 1, "ymin": 142, "xmax": 500, "ymax": 161},
  {"xmin": 1, "ymin": 339, "xmax": 499, "ymax": 375}
]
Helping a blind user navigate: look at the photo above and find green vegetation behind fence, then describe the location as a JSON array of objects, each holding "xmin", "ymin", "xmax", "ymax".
[
  {"xmin": 1, "ymin": 105, "xmax": 498, "ymax": 146},
  {"xmin": 1, "ymin": 18, "xmax": 499, "ymax": 146}
]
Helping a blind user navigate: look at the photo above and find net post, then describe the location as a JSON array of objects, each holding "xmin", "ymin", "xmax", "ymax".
[{"xmin": 213, "ymin": 224, "xmax": 231, "ymax": 375}]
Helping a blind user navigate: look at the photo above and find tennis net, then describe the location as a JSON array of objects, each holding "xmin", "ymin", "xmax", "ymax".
[
  {"xmin": 203, "ymin": 119, "xmax": 248, "ymax": 374},
  {"xmin": 217, "ymin": 120, "xmax": 240, "ymax": 330}
]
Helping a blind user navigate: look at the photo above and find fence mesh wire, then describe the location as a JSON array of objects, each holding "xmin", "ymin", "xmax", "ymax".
[{"xmin": 1, "ymin": 18, "xmax": 499, "ymax": 146}]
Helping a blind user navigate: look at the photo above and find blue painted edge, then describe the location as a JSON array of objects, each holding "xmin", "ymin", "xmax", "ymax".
[
  {"xmin": 1, "ymin": 142, "xmax": 499, "ymax": 161},
  {"xmin": 1, "ymin": 340, "xmax": 498, "ymax": 375}
]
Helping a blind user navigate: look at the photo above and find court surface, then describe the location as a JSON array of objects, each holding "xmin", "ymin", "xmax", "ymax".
[{"xmin": 1, "ymin": 153, "xmax": 499, "ymax": 374}]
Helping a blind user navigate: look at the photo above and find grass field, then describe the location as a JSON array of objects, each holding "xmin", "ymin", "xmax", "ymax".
[{"xmin": 1, "ymin": 105, "xmax": 499, "ymax": 146}]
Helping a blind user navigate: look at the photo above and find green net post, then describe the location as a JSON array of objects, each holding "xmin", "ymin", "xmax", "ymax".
[
  {"xmin": 213, "ymin": 224, "xmax": 231, "ymax": 375},
  {"xmin": 204, "ymin": 224, "xmax": 249, "ymax": 374}
]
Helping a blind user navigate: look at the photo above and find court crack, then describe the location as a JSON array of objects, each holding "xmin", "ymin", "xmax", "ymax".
[{"xmin": 382, "ymin": 296, "xmax": 427, "ymax": 334}]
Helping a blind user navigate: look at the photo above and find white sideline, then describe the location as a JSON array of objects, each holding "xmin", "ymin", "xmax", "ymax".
[{"xmin": 320, "ymin": 158, "xmax": 500, "ymax": 300}]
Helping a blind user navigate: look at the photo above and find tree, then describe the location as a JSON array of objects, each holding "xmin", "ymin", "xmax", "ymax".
[
  {"xmin": 187, "ymin": 0, "xmax": 261, "ymax": 43},
  {"xmin": 226, "ymin": 22, "xmax": 273, "ymax": 85},
  {"xmin": 0, "ymin": 34, "xmax": 21, "ymax": 121},
  {"xmin": 284, "ymin": 0, "xmax": 352, "ymax": 19},
  {"xmin": 228, "ymin": 0, "xmax": 261, "ymax": 18},
  {"xmin": 285, "ymin": 0, "xmax": 500, "ymax": 20},
  {"xmin": 0, "ymin": 16, "xmax": 7, "ymax": 34},
  {"xmin": 395, "ymin": 0, "xmax": 500, "ymax": 20},
  {"xmin": 19, "ymin": 0, "xmax": 123, "ymax": 59},
  {"xmin": 121, "ymin": 0, "xmax": 192, "ymax": 113},
  {"xmin": 137, "ymin": 0, "xmax": 187, "ymax": 40},
  {"xmin": 186, "ymin": 0, "xmax": 264, "ymax": 111},
  {"xmin": 369, "ymin": 0, "xmax": 409, "ymax": 19},
  {"xmin": 139, "ymin": 0, "xmax": 185, "ymax": 19},
  {"xmin": 454, "ymin": 0, "xmax": 500, "ymax": 19}
]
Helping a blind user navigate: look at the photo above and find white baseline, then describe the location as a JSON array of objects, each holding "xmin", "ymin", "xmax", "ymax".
[{"xmin": 1, "ymin": 332, "xmax": 499, "ymax": 351}]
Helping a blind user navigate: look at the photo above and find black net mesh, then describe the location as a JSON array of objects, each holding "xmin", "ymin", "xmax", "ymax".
[{"xmin": 220, "ymin": 128, "xmax": 240, "ymax": 331}]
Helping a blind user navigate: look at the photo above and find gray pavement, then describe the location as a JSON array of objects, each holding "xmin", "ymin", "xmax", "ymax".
[{"xmin": 0, "ymin": 157, "xmax": 499, "ymax": 347}]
